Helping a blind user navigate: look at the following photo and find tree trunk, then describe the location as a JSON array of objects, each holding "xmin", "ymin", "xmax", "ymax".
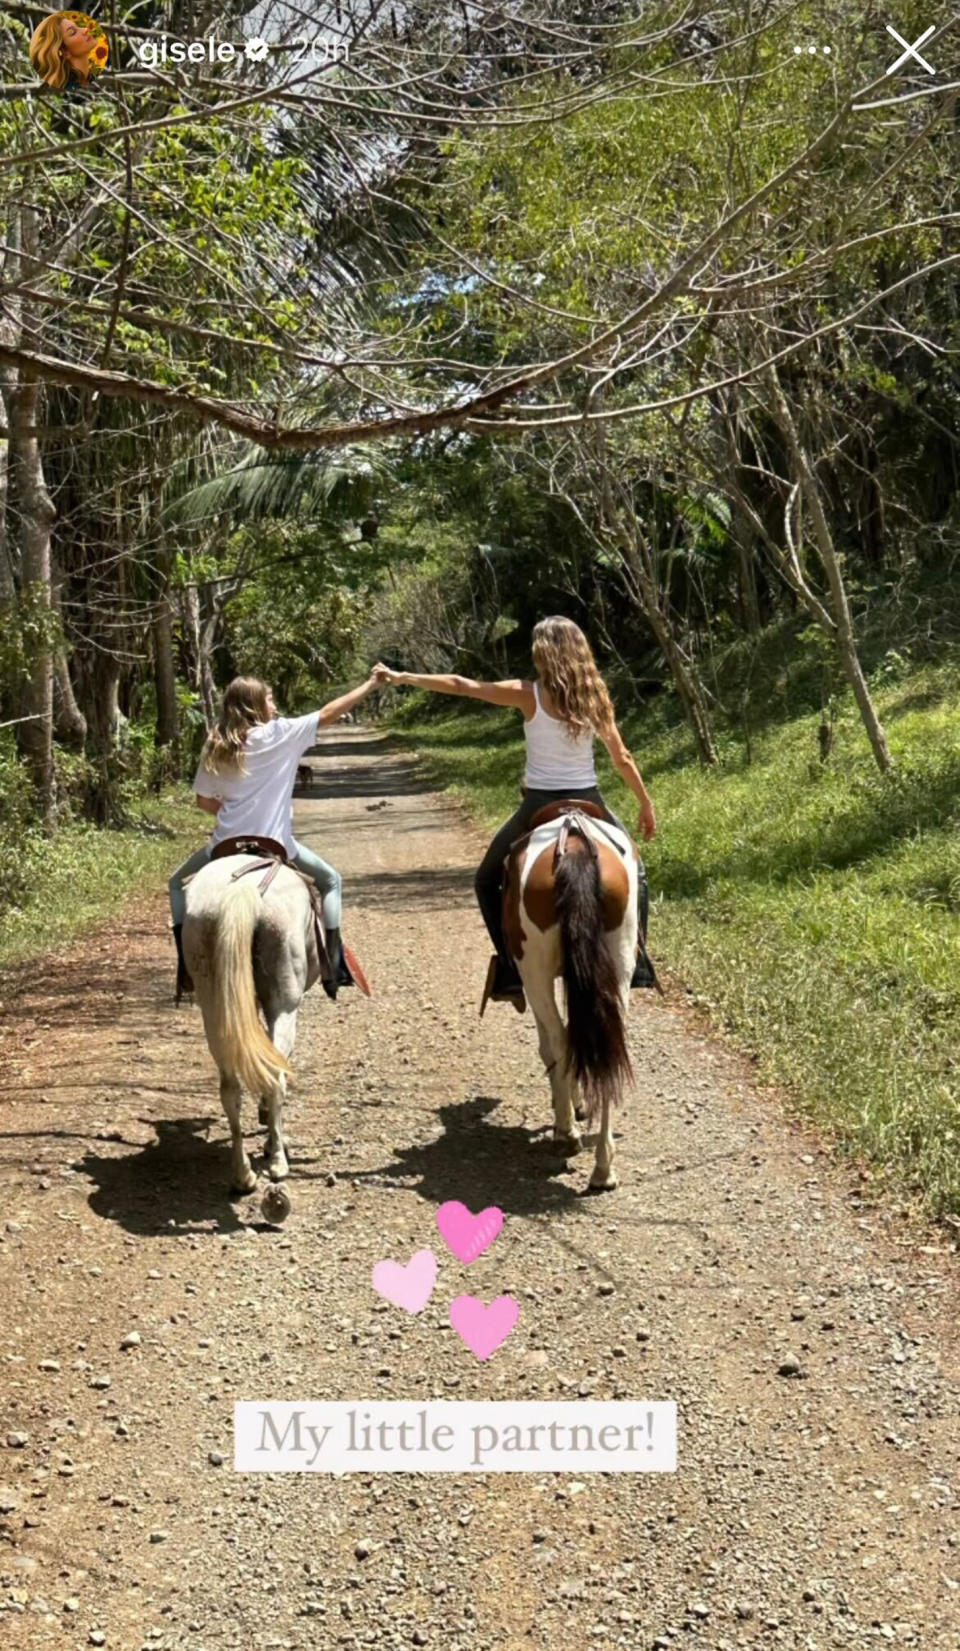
[
  {"xmin": 182, "ymin": 583, "xmax": 217, "ymax": 727},
  {"xmin": 53, "ymin": 652, "xmax": 87, "ymax": 748},
  {"xmin": 602, "ymin": 492, "xmax": 718, "ymax": 764},
  {"xmin": 801, "ymin": 460, "xmax": 893, "ymax": 774},
  {"xmin": 0, "ymin": 284, "xmax": 19, "ymax": 610},
  {"xmin": 77, "ymin": 649, "xmax": 124, "ymax": 824},
  {"xmin": 149, "ymin": 550, "xmax": 180, "ymax": 790},
  {"xmin": 591, "ymin": 446, "xmax": 718, "ymax": 764},
  {"xmin": 8, "ymin": 209, "xmax": 56, "ymax": 820},
  {"xmin": 769, "ymin": 372, "xmax": 892, "ymax": 775},
  {"xmin": 736, "ymin": 537, "xmax": 761, "ymax": 633},
  {"xmin": 638, "ymin": 579, "xmax": 718, "ymax": 765},
  {"xmin": 9, "ymin": 376, "xmax": 56, "ymax": 817},
  {"xmin": 153, "ymin": 601, "xmax": 179, "ymax": 750},
  {"xmin": 50, "ymin": 560, "xmax": 86, "ymax": 748},
  {"xmin": 0, "ymin": 420, "xmax": 16, "ymax": 728},
  {"xmin": 0, "ymin": 433, "xmax": 15, "ymax": 606},
  {"xmin": 618, "ymin": 539, "xmax": 717, "ymax": 764}
]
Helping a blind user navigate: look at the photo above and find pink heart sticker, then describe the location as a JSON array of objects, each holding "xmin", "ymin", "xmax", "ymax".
[
  {"xmin": 436, "ymin": 1200, "xmax": 504, "ymax": 1264},
  {"xmin": 449, "ymin": 1294, "xmax": 519, "ymax": 1361},
  {"xmin": 371, "ymin": 1248, "xmax": 437, "ymax": 1315}
]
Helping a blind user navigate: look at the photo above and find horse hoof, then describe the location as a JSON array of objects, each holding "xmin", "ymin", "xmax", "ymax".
[
  {"xmin": 267, "ymin": 1159, "xmax": 289, "ymax": 1183},
  {"xmin": 553, "ymin": 1130, "xmax": 583, "ymax": 1157},
  {"xmin": 587, "ymin": 1171, "xmax": 618, "ymax": 1194},
  {"xmin": 260, "ymin": 1184, "xmax": 292, "ymax": 1225},
  {"xmin": 231, "ymin": 1170, "xmax": 258, "ymax": 1196}
]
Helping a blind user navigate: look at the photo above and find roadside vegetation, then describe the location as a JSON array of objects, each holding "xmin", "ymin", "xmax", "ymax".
[{"xmin": 0, "ymin": 779, "xmax": 197, "ymax": 969}]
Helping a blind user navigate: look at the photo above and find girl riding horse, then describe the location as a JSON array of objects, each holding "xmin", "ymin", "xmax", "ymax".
[
  {"xmin": 373, "ymin": 616, "xmax": 657, "ymax": 1000},
  {"xmin": 168, "ymin": 673, "xmax": 379, "ymax": 1001}
]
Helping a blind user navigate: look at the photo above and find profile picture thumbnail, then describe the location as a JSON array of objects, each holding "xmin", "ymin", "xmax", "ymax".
[{"xmin": 29, "ymin": 10, "xmax": 109, "ymax": 90}]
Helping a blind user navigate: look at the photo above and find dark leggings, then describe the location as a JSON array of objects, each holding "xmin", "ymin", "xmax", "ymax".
[{"xmin": 474, "ymin": 786, "xmax": 648, "ymax": 963}]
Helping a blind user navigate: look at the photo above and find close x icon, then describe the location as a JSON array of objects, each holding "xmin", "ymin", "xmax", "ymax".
[{"xmin": 885, "ymin": 21, "xmax": 937, "ymax": 74}]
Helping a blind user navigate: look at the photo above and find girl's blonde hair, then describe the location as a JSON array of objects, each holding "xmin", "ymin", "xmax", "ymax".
[
  {"xmin": 30, "ymin": 14, "xmax": 70, "ymax": 89},
  {"xmin": 531, "ymin": 616, "xmax": 614, "ymax": 738},
  {"xmin": 202, "ymin": 677, "xmax": 272, "ymax": 774}
]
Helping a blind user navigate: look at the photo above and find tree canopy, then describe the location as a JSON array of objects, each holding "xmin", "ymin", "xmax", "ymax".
[{"xmin": 0, "ymin": 0, "xmax": 957, "ymax": 817}]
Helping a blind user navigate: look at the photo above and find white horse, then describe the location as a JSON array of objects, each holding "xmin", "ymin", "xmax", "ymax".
[
  {"xmin": 182, "ymin": 854, "xmax": 321, "ymax": 1194},
  {"xmin": 500, "ymin": 805, "xmax": 638, "ymax": 1191}
]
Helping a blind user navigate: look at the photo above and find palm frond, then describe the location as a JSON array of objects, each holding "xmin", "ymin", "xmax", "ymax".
[{"xmin": 165, "ymin": 444, "xmax": 387, "ymax": 527}]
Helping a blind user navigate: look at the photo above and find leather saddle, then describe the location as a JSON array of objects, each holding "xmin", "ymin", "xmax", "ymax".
[
  {"xmin": 211, "ymin": 834, "xmax": 288, "ymax": 865},
  {"xmin": 209, "ymin": 836, "xmax": 334, "ymax": 988},
  {"xmin": 528, "ymin": 797, "xmax": 606, "ymax": 830},
  {"xmin": 208, "ymin": 835, "xmax": 371, "ymax": 997},
  {"xmin": 506, "ymin": 798, "xmax": 621, "ymax": 871},
  {"xmin": 498, "ymin": 800, "xmax": 661, "ymax": 994}
]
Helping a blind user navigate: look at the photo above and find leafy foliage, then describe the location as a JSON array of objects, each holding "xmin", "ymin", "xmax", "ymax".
[{"xmin": 0, "ymin": 588, "xmax": 63, "ymax": 698}]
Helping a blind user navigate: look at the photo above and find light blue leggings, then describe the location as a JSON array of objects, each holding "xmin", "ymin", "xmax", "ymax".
[{"xmin": 168, "ymin": 840, "xmax": 342, "ymax": 930}]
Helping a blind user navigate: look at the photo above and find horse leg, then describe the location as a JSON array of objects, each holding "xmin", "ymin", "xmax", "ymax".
[
  {"xmin": 261, "ymin": 1075, "xmax": 288, "ymax": 1181},
  {"xmin": 589, "ymin": 1090, "xmax": 617, "ymax": 1192},
  {"xmin": 220, "ymin": 1072, "xmax": 256, "ymax": 1194},
  {"xmin": 522, "ymin": 967, "xmax": 582, "ymax": 1156},
  {"xmin": 261, "ymin": 1008, "xmax": 298, "ymax": 1181},
  {"xmin": 589, "ymin": 922, "xmax": 634, "ymax": 1193}
]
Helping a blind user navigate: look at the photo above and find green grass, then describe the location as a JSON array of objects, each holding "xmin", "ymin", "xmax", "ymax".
[
  {"xmin": 391, "ymin": 661, "xmax": 960, "ymax": 1218},
  {"xmin": 0, "ymin": 791, "xmax": 199, "ymax": 969}
]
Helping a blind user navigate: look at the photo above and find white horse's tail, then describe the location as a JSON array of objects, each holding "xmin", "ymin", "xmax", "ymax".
[{"xmin": 208, "ymin": 880, "xmax": 291, "ymax": 1095}]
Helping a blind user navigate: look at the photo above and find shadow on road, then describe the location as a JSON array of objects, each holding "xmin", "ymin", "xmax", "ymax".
[
  {"xmin": 346, "ymin": 865, "xmax": 475, "ymax": 910},
  {"xmin": 80, "ymin": 1116, "xmax": 249, "ymax": 1235},
  {"xmin": 298, "ymin": 736, "xmax": 431, "ymax": 803},
  {"xmin": 353, "ymin": 1093, "xmax": 587, "ymax": 1217}
]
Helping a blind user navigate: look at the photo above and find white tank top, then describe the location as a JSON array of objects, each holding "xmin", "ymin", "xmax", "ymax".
[{"xmin": 523, "ymin": 681, "xmax": 597, "ymax": 790}]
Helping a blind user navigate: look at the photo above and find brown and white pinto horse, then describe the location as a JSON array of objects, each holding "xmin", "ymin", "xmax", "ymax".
[{"xmin": 501, "ymin": 802, "xmax": 638, "ymax": 1191}]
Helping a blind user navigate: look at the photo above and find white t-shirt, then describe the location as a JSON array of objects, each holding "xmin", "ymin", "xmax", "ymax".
[{"xmin": 193, "ymin": 712, "xmax": 319, "ymax": 855}]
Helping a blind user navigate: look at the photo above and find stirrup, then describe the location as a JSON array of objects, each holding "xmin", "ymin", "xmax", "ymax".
[
  {"xmin": 480, "ymin": 955, "xmax": 526, "ymax": 1017},
  {"xmin": 342, "ymin": 942, "xmax": 371, "ymax": 997},
  {"xmin": 631, "ymin": 944, "xmax": 664, "ymax": 995},
  {"xmin": 322, "ymin": 937, "xmax": 372, "ymax": 1000}
]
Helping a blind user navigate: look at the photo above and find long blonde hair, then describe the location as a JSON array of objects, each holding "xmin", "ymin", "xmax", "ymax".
[
  {"xmin": 29, "ymin": 14, "xmax": 71, "ymax": 88},
  {"xmin": 202, "ymin": 677, "xmax": 272, "ymax": 774},
  {"xmin": 531, "ymin": 616, "xmax": 614, "ymax": 738}
]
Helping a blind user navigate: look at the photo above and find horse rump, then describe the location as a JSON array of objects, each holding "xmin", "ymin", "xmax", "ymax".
[
  {"xmin": 203, "ymin": 879, "xmax": 291, "ymax": 1097},
  {"xmin": 555, "ymin": 845, "xmax": 632, "ymax": 1117}
]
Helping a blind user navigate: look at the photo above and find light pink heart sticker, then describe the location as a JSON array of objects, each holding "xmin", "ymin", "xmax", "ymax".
[
  {"xmin": 449, "ymin": 1294, "xmax": 519, "ymax": 1361},
  {"xmin": 436, "ymin": 1200, "xmax": 504, "ymax": 1265},
  {"xmin": 371, "ymin": 1248, "xmax": 437, "ymax": 1315}
]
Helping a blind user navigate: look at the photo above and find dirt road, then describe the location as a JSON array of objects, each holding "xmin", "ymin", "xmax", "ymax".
[{"xmin": 2, "ymin": 727, "xmax": 959, "ymax": 1651}]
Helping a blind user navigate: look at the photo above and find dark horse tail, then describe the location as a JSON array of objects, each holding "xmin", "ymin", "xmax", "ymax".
[{"xmin": 555, "ymin": 842, "xmax": 632, "ymax": 1118}]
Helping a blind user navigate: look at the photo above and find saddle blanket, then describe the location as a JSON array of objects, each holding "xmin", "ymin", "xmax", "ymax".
[{"xmin": 518, "ymin": 812, "xmax": 633, "ymax": 890}]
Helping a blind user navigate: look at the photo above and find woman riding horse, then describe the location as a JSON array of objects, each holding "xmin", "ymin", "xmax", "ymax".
[
  {"xmin": 373, "ymin": 616, "xmax": 657, "ymax": 1000},
  {"xmin": 168, "ymin": 673, "xmax": 379, "ymax": 1001}
]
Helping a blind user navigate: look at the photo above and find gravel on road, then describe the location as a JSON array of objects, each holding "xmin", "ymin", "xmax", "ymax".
[{"xmin": 1, "ymin": 727, "xmax": 959, "ymax": 1651}]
